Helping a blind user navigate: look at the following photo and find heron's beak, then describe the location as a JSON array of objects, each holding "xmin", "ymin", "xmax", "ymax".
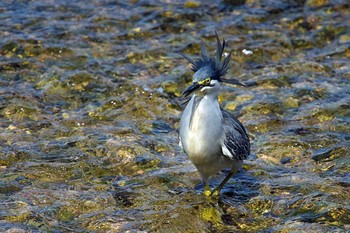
[{"xmin": 181, "ymin": 82, "xmax": 200, "ymax": 97}]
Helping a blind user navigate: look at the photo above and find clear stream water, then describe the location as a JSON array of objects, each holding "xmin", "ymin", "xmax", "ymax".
[{"xmin": 0, "ymin": 0, "xmax": 349, "ymax": 232}]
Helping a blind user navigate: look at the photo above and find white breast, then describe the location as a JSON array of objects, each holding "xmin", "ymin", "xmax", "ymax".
[{"xmin": 183, "ymin": 94, "xmax": 223, "ymax": 164}]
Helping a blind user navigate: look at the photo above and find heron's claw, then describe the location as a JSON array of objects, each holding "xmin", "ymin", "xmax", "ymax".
[
  {"xmin": 211, "ymin": 189, "xmax": 220, "ymax": 196},
  {"xmin": 203, "ymin": 184, "xmax": 212, "ymax": 196}
]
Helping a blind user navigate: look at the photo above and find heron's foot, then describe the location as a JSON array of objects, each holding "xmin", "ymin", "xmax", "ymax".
[
  {"xmin": 203, "ymin": 185, "xmax": 220, "ymax": 197},
  {"xmin": 209, "ymin": 170, "xmax": 235, "ymax": 196},
  {"xmin": 203, "ymin": 184, "xmax": 212, "ymax": 196},
  {"xmin": 211, "ymin": 189, "xmax": 220, "ymax": 196}
]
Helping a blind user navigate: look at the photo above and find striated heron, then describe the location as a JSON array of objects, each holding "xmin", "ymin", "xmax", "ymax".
[{"xmin": 179, "ymin": 33, "xmax": 250, "ymax": 196}]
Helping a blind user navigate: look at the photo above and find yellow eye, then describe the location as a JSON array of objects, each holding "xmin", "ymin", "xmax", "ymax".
[{"xmin": 198, "ymin": 77, "xmax": 211, "ymax": 86}]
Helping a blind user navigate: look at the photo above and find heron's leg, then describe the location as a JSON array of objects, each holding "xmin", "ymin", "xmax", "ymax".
[
  {"xmin": 198, "ymin": 170, "xmax": 212, "ymax": 196},
  {"xmin": 211, "ymin": 170, "xmax": 235, "ymax": 196}
]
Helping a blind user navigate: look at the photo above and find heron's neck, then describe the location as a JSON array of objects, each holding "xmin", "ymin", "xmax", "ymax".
[
  {"xmin": 190, "ymin": 92, "xmax": 222, "ymax": 133},
  {"xmin": 202, "ymin": 90, "xmax": 219, "ymax": 103},
  {"xmin": 194, "ymin": 92, "xmax": 221, "ymax": 118}
]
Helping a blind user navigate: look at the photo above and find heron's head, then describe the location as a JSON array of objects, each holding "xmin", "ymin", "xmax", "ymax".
[{"xmin": 180, "ymin": 32, "xmax": 246, "ymax": 97}]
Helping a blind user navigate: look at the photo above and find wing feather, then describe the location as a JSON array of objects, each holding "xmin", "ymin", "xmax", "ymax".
[{"xmin": 221, "ymin": 110, "xmax": 250, "ymax": 160}]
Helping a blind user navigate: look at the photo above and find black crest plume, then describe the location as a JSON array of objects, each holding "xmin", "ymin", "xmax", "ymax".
[{"xmin": 179, "ymin": 32, "xmax": 232, "ymax": 81}]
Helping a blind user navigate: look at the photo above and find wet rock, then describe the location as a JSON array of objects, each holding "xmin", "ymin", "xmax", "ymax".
[
  {"xmin": 0, "ymin": 182, "xmax": 21, "ymax": 194},
  {"xmin": 306, "ymin": 0, "xmax": 329, "ymax": 8},
  {"xmin": 113, "ymin": 190, "xmax": 134, "ymax": 207},
  {"xmin": 160, "ymin": 80, "xmax": 180, "ymax": 96},
  {"xmin": 280, "ymin": 157, "xmax": 292, "ymax": 164},
  {"xmin": 152, "ymin": 120, "xmax": 173, "ymax": 133},
  {"xmin": 184, "ymin": 1, "xmax": 201, "ymax": 8},
  {"xmin": 246, "ymin": 196, "xmax": 273, "ymax": 215},
  {"xmin": 135, "ymin": 154, "xmax": 160, "ymax": 169},
  {"xmin": 4, "ymin": 227, "xmax": 27, "ymax": 233},
  {"xmin": 223, "ymin": 0, "xmax": 246, "ymax": 7},
  {"xmin": 312, "ymin": 147, "xmax": 334, "ymax": 162},
  {"xmin": 283, "ymin": 97, "xmax": 299, "ymax": 108}
]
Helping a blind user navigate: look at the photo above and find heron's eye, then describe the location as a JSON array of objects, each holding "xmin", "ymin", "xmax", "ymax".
[{"xmin": 198, "ymin": 77, "xmax": 211, "ymax": 86}]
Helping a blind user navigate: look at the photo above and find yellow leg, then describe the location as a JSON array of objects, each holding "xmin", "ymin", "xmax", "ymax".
[{"xmin": 211, "ymin": 170, "xmax": 235, "ymax": 196}]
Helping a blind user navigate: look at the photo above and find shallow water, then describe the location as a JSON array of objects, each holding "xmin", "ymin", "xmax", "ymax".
[{"xmin": 0, "ymin": 0, "xmax": 349, "ymax": 232}]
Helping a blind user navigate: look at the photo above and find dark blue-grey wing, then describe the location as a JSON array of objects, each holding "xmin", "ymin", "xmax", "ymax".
[{"xmin": 221, "ymin": 110, "xmax": 250, "ymax": 160}]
